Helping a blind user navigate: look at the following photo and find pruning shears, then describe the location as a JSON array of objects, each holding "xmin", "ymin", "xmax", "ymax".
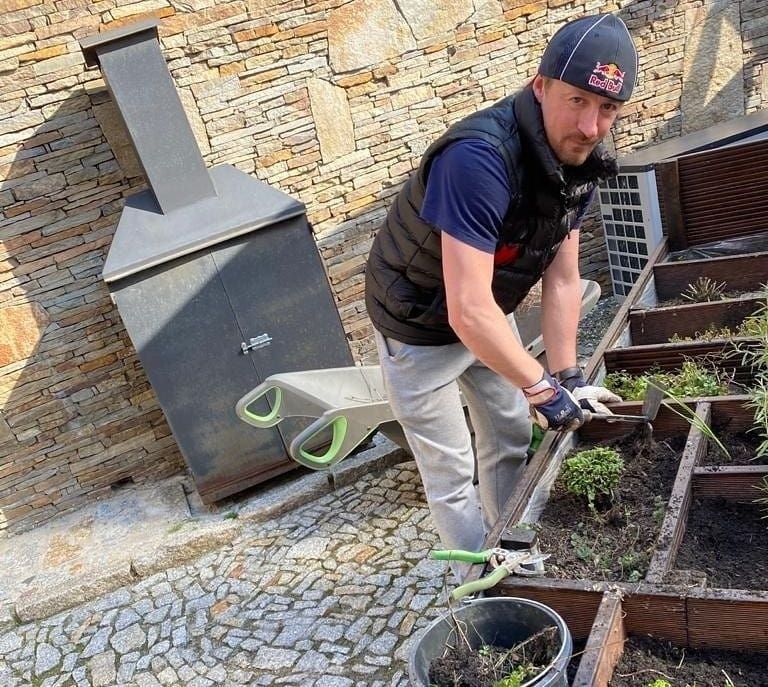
[{"xmin": 431, "ymin": 548, "xmax": 550, "ymax": 601}]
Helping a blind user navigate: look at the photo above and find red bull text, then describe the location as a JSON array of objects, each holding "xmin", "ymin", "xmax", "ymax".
[{"xmin": 589, "ymin": 62, "xmax": 625, "ymax": 95}]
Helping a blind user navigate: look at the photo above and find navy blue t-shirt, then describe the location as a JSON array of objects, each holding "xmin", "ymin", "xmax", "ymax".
[{"xmin": 420, "ymin": 139, "xmax": 590, "ymax": 257}]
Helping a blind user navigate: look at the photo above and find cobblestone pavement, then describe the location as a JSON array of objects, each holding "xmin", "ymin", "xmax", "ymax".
[
  {"xmin": 0, "ymin": 297, "xmax": 620, "ymax": 686},
  {"xmin": 0, "ymin": 459, "xmax": 452, "ymax": 687}
]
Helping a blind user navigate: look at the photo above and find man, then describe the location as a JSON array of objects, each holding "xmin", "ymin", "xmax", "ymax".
[{"xmin": 364, "ymin": 14, "xmax": 638, "ymax": 577}]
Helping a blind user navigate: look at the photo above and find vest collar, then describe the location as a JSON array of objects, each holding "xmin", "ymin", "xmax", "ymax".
[{"xmin": 514, "ymin": 84, "xmax": 618, "ymax": 187}]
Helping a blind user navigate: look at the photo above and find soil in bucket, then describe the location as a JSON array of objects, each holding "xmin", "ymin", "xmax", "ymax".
[
  {"xmin": 409, "ymin": 597, "xmax": 572, "ymax": 687},
  {"xmin": 428, "ymin": 625, "xmax": 558, "ymax": 687}
]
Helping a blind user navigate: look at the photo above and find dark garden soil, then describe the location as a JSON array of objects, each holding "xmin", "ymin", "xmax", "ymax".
[
  {"xmin": 427, "ymin": 625, "xmax": 558, "ymax": 687},
  {"xmin": 674, "ymin": 497, "xmax": 768, "ymax": 590},
  {"xmin": 534, "ymin": 431, "xmax": 686, "ymax": 582},
  {"xmin": 699, "ymin": 431, "xmax": 767, "ymax": 466},
  {"xmin": 608, "ymin": 635, "xmax": 768, "ymax": 686}
]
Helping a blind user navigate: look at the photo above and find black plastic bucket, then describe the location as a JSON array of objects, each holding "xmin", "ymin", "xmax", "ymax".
[{"xmin": 408, "ymin": 597, "xmax": 572, "ymax": 687}]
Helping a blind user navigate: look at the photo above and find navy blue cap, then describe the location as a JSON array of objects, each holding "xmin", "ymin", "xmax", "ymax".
[{"xmin": 539, "ymin": 14, "xmax": 638, "ymax": 102}]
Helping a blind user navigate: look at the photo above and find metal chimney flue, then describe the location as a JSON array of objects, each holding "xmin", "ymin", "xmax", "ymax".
[{"xmin": 81, "ymin": 19, "xmax": 216, "ymax": 215}]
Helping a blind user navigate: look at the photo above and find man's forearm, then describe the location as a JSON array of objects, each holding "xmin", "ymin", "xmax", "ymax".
[
  {"xmin": 450, "ymin": 300, "xmax": 545, "ymax": 388},
  {"xmin": 541, "ymin": 277, "xmax": 581, "ymax": 373}
]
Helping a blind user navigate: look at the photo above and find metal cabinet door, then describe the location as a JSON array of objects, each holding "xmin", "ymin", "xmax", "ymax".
[
  {"xmin": 213, "ymin": 217, "xmax": 354, "ymax": 446},
  {"xmin": 214, "ymin": 216, "xmax": 353, "ymax": 375},
  {"xmin": 111, "ymin": 249, "xmax": 292, "ymax": 503}
]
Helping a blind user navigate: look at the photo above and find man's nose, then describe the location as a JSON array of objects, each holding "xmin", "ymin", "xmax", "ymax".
[{"xmin": 577, "ymin": 107, "xmax": 600, "ymax": 139}]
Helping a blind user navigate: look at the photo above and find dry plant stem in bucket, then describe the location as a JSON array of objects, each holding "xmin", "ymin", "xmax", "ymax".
[{"xmin": 428, "ymin": 614, "xmax": 558, "ymax": 687}]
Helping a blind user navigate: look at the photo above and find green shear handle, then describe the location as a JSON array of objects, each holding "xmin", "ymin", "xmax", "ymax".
[
  {"xmin": 431, "ymin": 549, "xmax": 509, "ymax": 600},
  {"xmin": 431, "ymin": 548, "xmax": 548, "ymax": 601},
  {"xmin": 431, "ymin": 549, "xmax": 494, "ymax": 564}
]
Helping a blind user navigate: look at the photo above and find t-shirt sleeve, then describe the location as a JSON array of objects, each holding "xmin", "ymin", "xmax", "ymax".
[
  {"xmin": 419, "ymin": 139, "xmax": 511, "ymax": 254},
  {"xmin": 572, "ymin": 187, "xmax": 596, "ymax": 229}
]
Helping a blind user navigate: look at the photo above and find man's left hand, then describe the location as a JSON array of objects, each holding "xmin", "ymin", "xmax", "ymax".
[
  {"xmin": 571, "ymin": 385, "xmax": 622, "ymax": 415},
  {"xmin": 555, "ymin": 367, "xmax": 622, "ymax": 415}
]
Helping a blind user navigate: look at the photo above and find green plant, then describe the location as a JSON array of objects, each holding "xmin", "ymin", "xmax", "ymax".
[
  {"xmin": 652, "ymin": 494, "xmax": 667, "ymax": 525},
  {"xmin": 493, "ymin": 665, "xmax": 531, "ymax": 687},
  {"xmin": 746, "ymin": 376, "xmax": 768, "ymax": 459},
  {"xmin": 570, "ymin": 532, "xmax": 596, "ymax": 562},
  {"xmin": 736, "ymin": 288, "xmax": 768, "ymax": 461},
  {"xmin": 669, "ymin": 324, "xmax": 736, "ymax": 343},
  {"xmin": 561, "ymin": 447, "xmax": 624, "ymax": 512},
  {"xmin": 649, "ymin": 381, "xmax": 731, "ymax": 459},
  {"xmin": 619, "ymin": 550, "xmax": 647, "ymax": 582},
  {"xmin": 681, "ymin": 276, "xmax": 727, "ymax": 303},
  {"xmin": 604, "ymin": 360, "xmax": 728, "ymax": 401},
  {"xmin": 644, "ymin": 680, "xmax": 671, "ymax": 687},
  {"xmin": 602, "ymin": 370, "xmax": 649, "ymax": 401}
]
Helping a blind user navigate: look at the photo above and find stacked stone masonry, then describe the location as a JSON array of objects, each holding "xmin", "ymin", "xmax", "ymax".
[{"xmin": 1, "ymin": 0, "xmax": 765, "ymax": 533}]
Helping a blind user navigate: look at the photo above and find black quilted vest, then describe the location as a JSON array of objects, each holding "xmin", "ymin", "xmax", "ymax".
[{"xmin": 365, "ymin": 85, "xmax": 618, "ymax": 345}]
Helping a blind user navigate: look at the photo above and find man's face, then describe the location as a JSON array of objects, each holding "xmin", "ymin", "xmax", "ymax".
[{"xmin": 532, "ymin": 75, "xmax": 623, "ymax": 166}]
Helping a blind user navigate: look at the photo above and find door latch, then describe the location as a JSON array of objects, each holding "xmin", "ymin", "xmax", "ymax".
[{"xmin": 241, "ymin": 333, "xmax": 272, "ymax": 354}]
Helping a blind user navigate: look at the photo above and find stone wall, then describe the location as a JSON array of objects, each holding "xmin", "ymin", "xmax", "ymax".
[{"xmin": 1, "ymin": 0, "xmax": 766, "ymax": 533}]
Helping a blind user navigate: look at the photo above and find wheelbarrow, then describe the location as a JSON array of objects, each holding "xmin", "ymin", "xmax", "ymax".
[{"xmin": 235, "ymin": 279, "xmax": 602, "ymax": 470}]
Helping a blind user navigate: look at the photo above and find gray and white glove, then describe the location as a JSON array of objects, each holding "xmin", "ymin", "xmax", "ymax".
[{"xmin": 555, "ymin": 367, "xmax": 622, "ymax": 416}]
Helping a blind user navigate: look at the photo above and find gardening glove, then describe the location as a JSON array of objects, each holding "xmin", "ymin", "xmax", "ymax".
[
  {"xmin": 525, "ymin": 372, "xmax": 584, "ymax": 432},
  {"xmin": 555, "ymin": 366, "xmax": 623, "ymax": 416}
]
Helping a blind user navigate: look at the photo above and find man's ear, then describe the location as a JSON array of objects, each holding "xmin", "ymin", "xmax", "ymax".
[{"xmin": 532, "ymin": 74, "xmax": 545, "ymax": 103}]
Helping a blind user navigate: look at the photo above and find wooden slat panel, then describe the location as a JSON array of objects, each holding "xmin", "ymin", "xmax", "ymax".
[
  {"xmin": 687, "ymin": 592, "xmax": 768, "ymax": 650},
  {"xmin": 692, "ymin": 465, "xmax": 768, "ymax": 500},
  {"xmin": 491, "ymin": 580, "xmax": 603, "ymax": 642},
  {"xmin": 652, "ymin": 252, "xmax": 768, "ymax": 300},
  {"xmin": 628, "ymin": 297, "xmax": 761, "ymax": 345},
  {"xmin": 621, "ymin": 591, "xmax": 688, "ymax": 645},
  {"xmin": 677, "ymin": 138, "xmax": 768, "ymax": 246},
  {"xmin": 656, "ymin": 160, "xmax": 685, "ymax": 250},
  {"xmin": 603, "ymin": 338, "xmax": 757, "ymax": 386}
]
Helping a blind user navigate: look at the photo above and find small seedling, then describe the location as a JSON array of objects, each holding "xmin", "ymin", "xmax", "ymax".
[
  {"xmin": 681, "ymin": 276, "xmax": 727, "ymax": 303},
  {"xmin": 652, "ymin": 494, "xmax": 667, "ymax": 525},
  {"xmin": 493, "ymin": 665, "xmax": 531, "ymax": 687},
  {"xmin": 570, "ymin": 532, "xmax": 596, "ymax": 562},
  {"xmin": 644, "ymin": 680, "xmax": 671, "ymax": 687},
  {"xmin": 561, "ymin": 447, "xmax": 624, "ymax": 512}
]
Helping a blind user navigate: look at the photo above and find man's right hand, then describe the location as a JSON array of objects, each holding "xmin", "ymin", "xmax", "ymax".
[{"xmin": 527, "ymin": 377, "xmax": 584, "ymax": 432}]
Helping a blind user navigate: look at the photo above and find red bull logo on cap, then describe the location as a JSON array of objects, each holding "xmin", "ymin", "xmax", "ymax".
[{"xmin": 589, "ymin": 62, "xmax": 625, "ymax": 95}]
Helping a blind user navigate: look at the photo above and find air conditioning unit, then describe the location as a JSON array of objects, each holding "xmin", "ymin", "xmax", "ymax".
[{"xmin": 598, "ymin": 169, "xmax": 663, "ymax": 298}]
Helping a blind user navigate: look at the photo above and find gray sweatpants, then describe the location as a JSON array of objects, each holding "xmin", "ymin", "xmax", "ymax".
[{"xmin": 374, "ymin": 315, "xmax": 531, "ymax": 580}]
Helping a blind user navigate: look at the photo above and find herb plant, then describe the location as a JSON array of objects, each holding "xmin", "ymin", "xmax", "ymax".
[{"xmin": 561, "ymin": 447, "xmax": 624, "ymax": 512}]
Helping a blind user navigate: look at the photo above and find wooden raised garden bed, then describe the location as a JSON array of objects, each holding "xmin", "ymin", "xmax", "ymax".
[
  {"xmin": 481, "ymin": 234, "xmax": 768, "ymax": 685},
  {"xmin": 489, "ymin": 400, "xmax": 768, "ymax": 685}
]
